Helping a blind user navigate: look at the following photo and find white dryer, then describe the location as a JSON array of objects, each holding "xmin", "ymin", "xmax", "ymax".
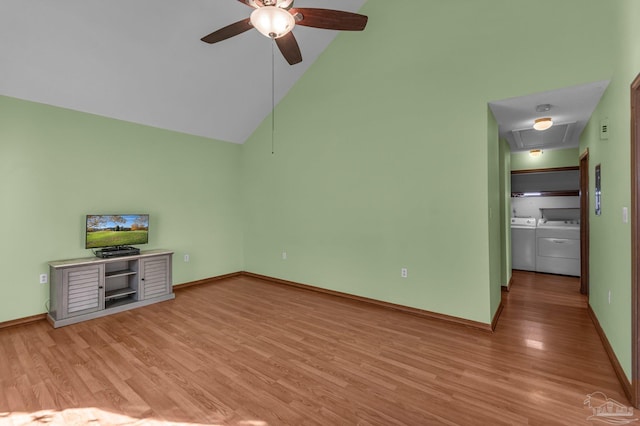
[{"xmin": 536, "ymin": 216, "xmax": 580, "ymax": 277}]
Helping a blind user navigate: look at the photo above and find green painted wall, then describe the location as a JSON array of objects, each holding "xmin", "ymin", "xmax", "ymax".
[
  {"xmin": 242, "ymin": 0, "xmax": 617, "ymax": 325},
  {"xmin": 511, "ymin": 148, "xmax": 579, "ymax": 171},
  {"xmin": 0, "ymin": 96, "xmax": 244, "ymax": 323},
  {"xmin": 577, "ymin": 0, "xmax": 640, "ymax": 382}
]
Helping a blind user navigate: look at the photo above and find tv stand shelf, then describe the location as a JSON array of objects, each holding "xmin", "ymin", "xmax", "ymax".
[
  {"xmin": 105, "ymin": 269, "xmax": 137, "ymax": 278},
  {"xmin": 105, "ymin": 287, "xmax": 137, "ymax": 300},
  {"xmin": 47, "ymin": 249, "xmax": 174, "ymax": 328}
]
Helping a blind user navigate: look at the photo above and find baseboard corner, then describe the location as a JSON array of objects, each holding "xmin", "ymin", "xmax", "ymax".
[{"xmin": 491, "ymin": 300, "xmax": 505, "ymax": 332}]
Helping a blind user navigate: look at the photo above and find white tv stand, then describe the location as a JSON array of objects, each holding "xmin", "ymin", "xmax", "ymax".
[{"xmin": 48, "ymin": 249, "xmax": 174, "ymax": 328}]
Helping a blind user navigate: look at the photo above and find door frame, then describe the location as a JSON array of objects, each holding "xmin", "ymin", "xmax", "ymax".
[
  {"xmin": 580, "ymin": 149, "xmax": 589, "ymax": 295},
  {"xmin": 631, "ymin": 72, "xmax": 640, "ymax": 408}
]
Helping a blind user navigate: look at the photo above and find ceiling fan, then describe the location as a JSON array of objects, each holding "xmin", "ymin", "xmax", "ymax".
[{"xmin": 200, "ymin": 0, "xmax": 368, "ymax": 65}]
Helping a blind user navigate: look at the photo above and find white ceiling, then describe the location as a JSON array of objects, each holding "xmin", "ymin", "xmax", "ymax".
[
  {"xmin": 489, "ymin": 80, "xmax": 610, "ymax": 153},
  {"xmin": 0, "ymin": 0, "xmax": 366, "ymax": 144},
  {"xmin": 1, "ymin": 2, "xmax": 610, "ymax": 149}
]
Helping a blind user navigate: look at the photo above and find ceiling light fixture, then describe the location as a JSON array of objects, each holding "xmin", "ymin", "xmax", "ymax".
[
  {"xmin": 250, "ymin": 6, "xmax": 296, "ymax": 39},
  {"xmin": 529, "ymin": 149, "xmax": 543, "ymax": 157},
  {"xmin": 201, "ymin": 0, "xmax": 368, "ymax": 66},
  {"xmin": 533, "ymin": 117, "xmax": 553, "ymax": 131}
]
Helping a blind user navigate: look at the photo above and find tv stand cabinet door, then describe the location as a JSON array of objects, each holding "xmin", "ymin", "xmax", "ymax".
[
  {"xmin": 61, "ymin": 264, "xmax": 105, "ymax": 318},
  {"xmin": 139, "ymin": 255, "xmax": 172, "ymax": 300}
]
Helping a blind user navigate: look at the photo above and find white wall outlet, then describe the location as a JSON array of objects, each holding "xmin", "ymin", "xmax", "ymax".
[
  {"xmin": 623, "ymin": 207, "xmax": 629, "ymax": 224},
  {"xmin": 184, "ymin": 254, "xmax": 190, "ymax": 263},
  {"xmin": 401, "ymin": 268, "xmax": 408, "ymax": 278},
  {"xmin": 608, "ymin": 290, "xmax": 611, "ymax": 304},
  {"xmin": 282, "ymin": 251, "xmax": 287, "ymax": 260},
  {"xmin": 40, "ymin": 274, "xmax": 48, "ymax": 284}
]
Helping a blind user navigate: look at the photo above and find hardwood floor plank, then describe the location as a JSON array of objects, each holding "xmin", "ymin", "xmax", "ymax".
[
  {"xmin": 38, "ymin": 347, "xmax": 96, "ymax": 409},
  {"xmin": 0, "ymin": 271, "xmax": 632, "ymax": 424},
  {"xmin": 124, "ymin": 370, "xmax": 189, "ymax": 421}
]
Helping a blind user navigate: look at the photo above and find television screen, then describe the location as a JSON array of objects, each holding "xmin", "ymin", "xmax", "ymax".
[{"xmin": 86, "ymin": 214, "xmax": 149, "ymax": 249}]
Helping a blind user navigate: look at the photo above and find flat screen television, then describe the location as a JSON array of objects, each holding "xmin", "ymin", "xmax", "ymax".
[{"xmin": 86, "ymin": 214, "xmax": 149, "ymax": 249}]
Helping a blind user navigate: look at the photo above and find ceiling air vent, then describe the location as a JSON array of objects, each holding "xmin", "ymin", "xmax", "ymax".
[{"xmin": 512, "ymin": 122, "xmax": 576, "ymax": 150}]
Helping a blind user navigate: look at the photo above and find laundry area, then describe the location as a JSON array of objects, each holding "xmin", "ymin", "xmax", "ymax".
[
  {"xmin": 489, "ymin": 81, "xmax": 609, "ymax": 284},
  {"xmin": 510, "ymin": 169, "xmax": 581, "ymax": 277}
]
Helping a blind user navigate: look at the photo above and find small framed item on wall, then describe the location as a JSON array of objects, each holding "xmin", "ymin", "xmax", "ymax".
[{"xmin": 595, "ymin": 164, "xmax": 602, "ymax": 216}]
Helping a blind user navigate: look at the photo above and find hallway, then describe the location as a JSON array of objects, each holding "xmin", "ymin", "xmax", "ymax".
[{"xmin": 495, "ymin": 270, "xmax": 630, "ymax": 421}]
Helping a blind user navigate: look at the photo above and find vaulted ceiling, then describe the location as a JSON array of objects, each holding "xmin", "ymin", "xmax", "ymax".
[
  {"xmin": 2, "ymin": 1, "xmax": 611, "ymax": 150},
  {"xmin": 0, "ymin": 0, "xmax": 366, "ymax": 144}
]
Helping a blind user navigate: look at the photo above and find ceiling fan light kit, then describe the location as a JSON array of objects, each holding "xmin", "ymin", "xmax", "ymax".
[
  {"xmin": 201, "ymin": 0, "xmax": 368, "ymax": 65},
  {"xmin": 533, "ymin": 117, "xmax": 553, "ymax": 131},
  {"xmin": 251, "ymin": 6, "xmax": 295, "ymax": 39}
]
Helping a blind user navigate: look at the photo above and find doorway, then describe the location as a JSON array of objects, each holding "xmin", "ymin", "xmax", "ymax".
[{"xmin": 580, "ymin": 150, "xmax": 590, "ymax": 294}]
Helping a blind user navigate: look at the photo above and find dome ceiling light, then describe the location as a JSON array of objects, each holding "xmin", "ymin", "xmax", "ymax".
[
  {"xmin": 533, "ymin": 104, "xmax": 553, "ymax": 131},
  {"xmin": 533, "ymin": 117, "xmax": 553, "ymax": 131}
]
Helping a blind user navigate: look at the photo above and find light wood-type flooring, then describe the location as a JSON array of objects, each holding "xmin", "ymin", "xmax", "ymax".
[{"xmin": 0, "ymin": 271, "xmax": 631, "ymax": 425}]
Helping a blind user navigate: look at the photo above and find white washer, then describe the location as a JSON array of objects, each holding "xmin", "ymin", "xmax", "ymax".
[
  {"xmin": 511, "ymin": 217, "xmax": 537, "ymax": 271},
  {"xmin": 536, "ymin": 218, "xmax": 580, "ymax": 276}
]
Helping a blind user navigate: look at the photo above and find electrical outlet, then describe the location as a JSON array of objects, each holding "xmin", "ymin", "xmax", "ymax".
[
  {"xmin": 40, "ymin": 274, "xmax": 48, "ymax": 284},
  {"xmin": 184, "ymin": 254, "xmax": 190, "ymax": 263},
  {"xmin": 401, "ymin": 268, "xmax": 408, "ymax": 278},
  {"xmin": 282, "ymin": 251, "xmax": 287, "ymax": 260},
  {"xmin": 608, "ymin": 290, "xmax": 611, "ymax": 304}
]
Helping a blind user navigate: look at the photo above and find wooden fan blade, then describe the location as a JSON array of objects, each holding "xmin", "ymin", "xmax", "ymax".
[
  {"xmin": 237, "ymin": 0, "xmax": 263, "ymax": 7},
  {"xmin": 275, "ymin": 32, "xmax": 302, "ymax": 65},
  {"xmin": 201, "ymin": 19, "xmax": 253, "ymax": 44},
  {"xmin": 291, "ymin": 8, "xmax": 368, "ymax": 31}
]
